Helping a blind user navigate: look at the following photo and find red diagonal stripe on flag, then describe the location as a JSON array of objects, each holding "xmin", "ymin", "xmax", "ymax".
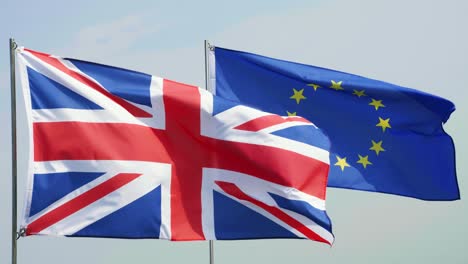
[
  {"xmin": 24, "ymin": 49, "xmax": 152, "ymax": 118},
  {"xmin": 234, "ymin": 114, "xmax": 312, "ymax": 132},
  {"xmin": 215, "ymin": 181, "xmax": 330, "ymax": 245},
  {"xmin": 26, "ymin": 173, "xmax": 143, "ymax": 235}
]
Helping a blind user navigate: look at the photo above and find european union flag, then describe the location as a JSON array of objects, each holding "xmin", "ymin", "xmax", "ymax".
[{"xmin": 212, "ymin": 46, "xmax": 459, "ymax": 201}]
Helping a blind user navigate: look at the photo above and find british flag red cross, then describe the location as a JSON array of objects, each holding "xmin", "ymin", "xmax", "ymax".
[{"xmin": 17, "ymin": 47, "xmax": 334, "ymax": 244}]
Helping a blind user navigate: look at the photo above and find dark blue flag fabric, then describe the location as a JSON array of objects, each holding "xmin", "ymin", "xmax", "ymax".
[{"xmin": 212, "ymin": 46, "xmax": 459, "ymax": 201}]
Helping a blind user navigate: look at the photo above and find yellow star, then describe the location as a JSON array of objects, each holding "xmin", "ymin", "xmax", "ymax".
[
  {"xmin": 370, "ymin": 140, "xmax": 385, "ymax": 155},
  {"xmin": 307, "ymin": 83, "xmax": 321, "ymax": 91},
  {"xmin": 357, "ymin": 154, "xmax": 372, "ymax": 169},
  {"xmin": 353, "ymin": 89, "xmax": 366, "ymax": 97},
  {"xmin": 376, "ymin": 117, "xmax": 391, "ymax": 132},
  {"xmin": 286, "ymin": 111, "xmax": 297, "ymax": 116},
  {"xmin": 369, "ymin": 98, "xmax": 385, "ymax": 110},
  {"xmin": 290, "ymin": 88, "xmax": 306, "ymax": 104},
  {"xmin": 334, "ymin": 156, "xmax": 350, "ymax": 171},
  {"xmin": 330, "ymin": 80, "xmax": 344, "ymax": 91}
]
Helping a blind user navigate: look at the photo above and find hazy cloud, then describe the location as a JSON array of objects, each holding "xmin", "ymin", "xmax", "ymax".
[{"xmin": 63, "ymin": 14, "xmax": 161, "ymax": 61}]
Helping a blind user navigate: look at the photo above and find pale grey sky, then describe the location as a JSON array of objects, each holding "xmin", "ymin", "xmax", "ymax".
[{"xmin": 1, "ymin": 0, "xmax": 467, "ymax": 263}]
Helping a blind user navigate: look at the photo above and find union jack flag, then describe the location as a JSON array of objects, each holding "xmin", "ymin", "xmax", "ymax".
[{"xmin": 17, "ymin": 47, "xmax": 334, "ymax": 244}]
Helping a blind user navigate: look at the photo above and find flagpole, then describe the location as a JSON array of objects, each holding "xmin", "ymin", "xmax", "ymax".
[
  {"xmin": 204, "ymin": 39, "xmax": 215, "ymax": 264},
  {"xmin": 10, "ymin": 38, "xmax": 18, "ymax": 264}
]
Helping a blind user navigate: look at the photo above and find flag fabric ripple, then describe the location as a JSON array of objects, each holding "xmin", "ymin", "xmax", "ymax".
[
  {"xmin": 211, "ymin": 46, "xmax": 459, "ymax": 201},
  {"xmin": 17, "ymin": 47, "xmax": 334, "ymax": 244}
]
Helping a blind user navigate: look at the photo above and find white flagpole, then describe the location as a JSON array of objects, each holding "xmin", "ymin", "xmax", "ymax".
[
  {"xmin": 204, "ymin": 39, "xmax": 215, "ymax": 264},
  {"xmin": 10, "ymin": 38, "xmax": 18, "ymax": 264}
]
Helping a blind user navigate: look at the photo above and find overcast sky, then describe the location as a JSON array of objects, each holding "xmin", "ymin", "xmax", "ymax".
[{"xmin": 1, "ymin": 0, "xmax": 467, "ymax": 263}]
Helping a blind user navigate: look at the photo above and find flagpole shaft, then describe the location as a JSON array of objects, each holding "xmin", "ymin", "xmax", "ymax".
[
  {"xmin": 10, "ymin": 38, "xmax": 18, "ymax": 264},
  {"xmin": 204, "ymin": 39, "xmax": 214, "ymax": 264},
  {"xmin": 209, "ymin": 241, "xmax": 214, "ymax": 264}
]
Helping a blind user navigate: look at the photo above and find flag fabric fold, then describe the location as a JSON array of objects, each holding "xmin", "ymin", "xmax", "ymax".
[
  {"xmin": 17, "ymin": 47, "xmax": 334, "ymax": 244},
  {"xmin": 211, "ymin": 46, "xmax": 459, "ymax": 201}
]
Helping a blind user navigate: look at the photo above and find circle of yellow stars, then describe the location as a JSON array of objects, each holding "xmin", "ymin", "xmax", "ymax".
[{"xmin": 288, "ymin": 79, "xmax": 391, "ymax": 173}]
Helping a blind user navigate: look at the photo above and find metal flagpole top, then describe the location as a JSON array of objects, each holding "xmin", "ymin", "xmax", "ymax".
[
  {"xmin": 205, "ymin": 40, "xmax": 214, "ymax": 51},
  {"xmin": 204, "ymin": 40, "xmax": 211, "ymax": 91},
  {"xmin": 10, "ymin": 38, "xmax": 18, "ymax": 49}
]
